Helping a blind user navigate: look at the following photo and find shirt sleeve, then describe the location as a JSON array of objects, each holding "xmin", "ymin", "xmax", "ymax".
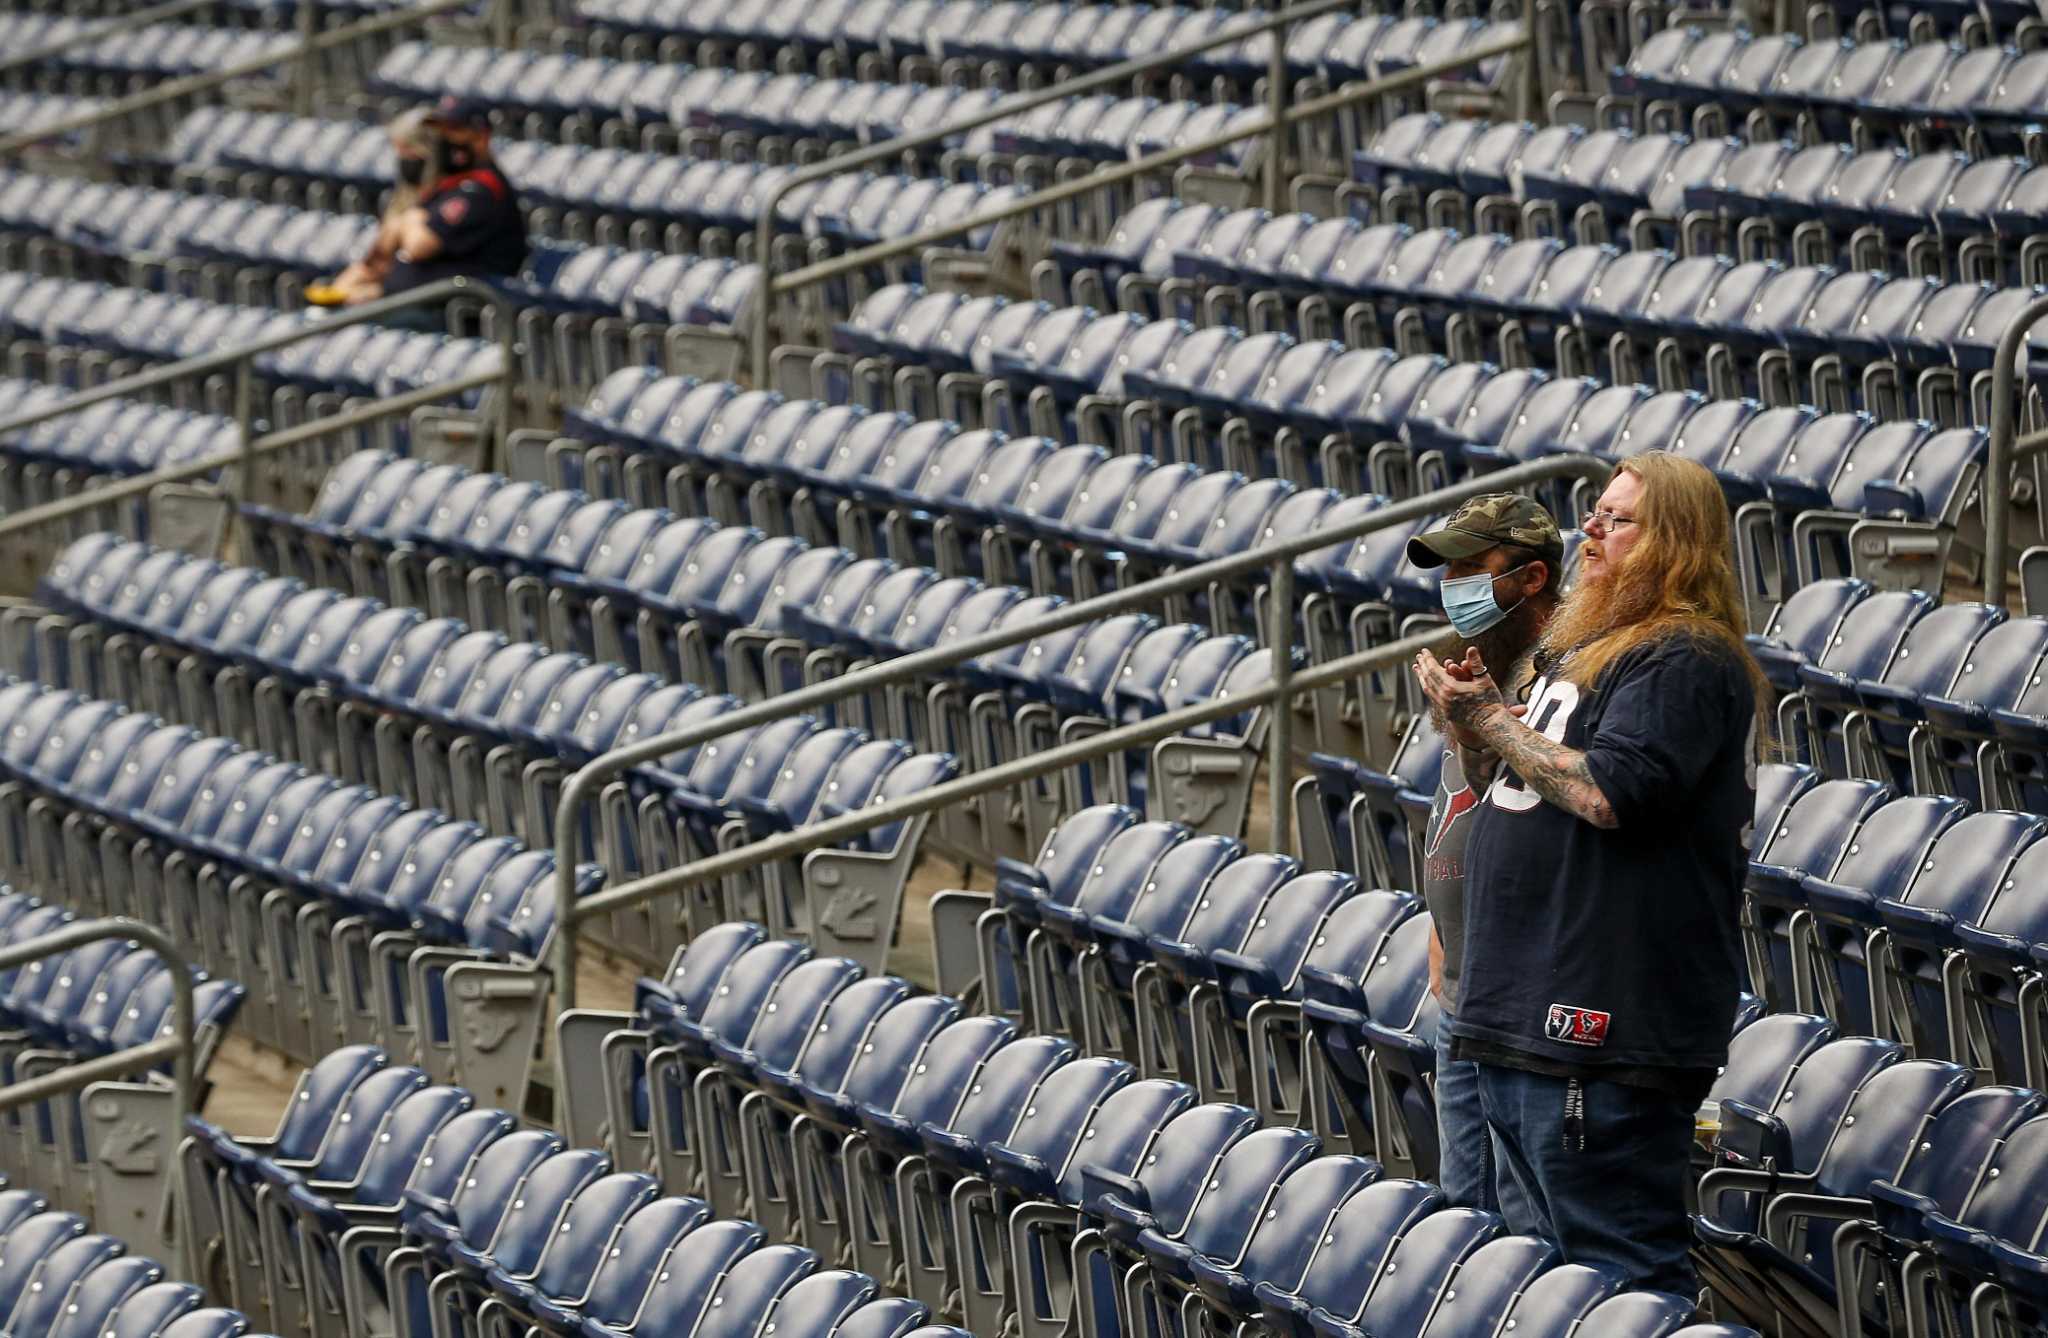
[
  {"xmin": 1580, "ymin": 640, "xmax": 1749, "ymax": 830},
  {"xmin": 423, "ymin": 181, "xmax": 501, "ymax": 258}
]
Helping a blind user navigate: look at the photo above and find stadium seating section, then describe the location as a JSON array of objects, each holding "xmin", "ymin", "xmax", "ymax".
[{"xmin": 5, "ymin": 0, "xmax": 2048, "ymax": 1332}]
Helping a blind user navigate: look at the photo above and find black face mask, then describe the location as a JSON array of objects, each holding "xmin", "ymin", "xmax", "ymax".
[
  {"xmin": 436, "ymin": 140, "xmax": 476, "ymax": 174},
  {"xmin": 396, "ymin": 156, "xmax": 427, "ymax": 185}
]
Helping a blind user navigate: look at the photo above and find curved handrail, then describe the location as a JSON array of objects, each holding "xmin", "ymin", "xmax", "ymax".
[
  {"xmin": 0, "ymin": 917, "xmax": 195, "ymax": 1120},
  {"xmin": 1984, "ymin": 293, "xmax": 2048, "ymax": 606}
]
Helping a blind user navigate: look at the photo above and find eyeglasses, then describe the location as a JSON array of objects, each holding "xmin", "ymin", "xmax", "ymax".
[{"xmin": 1581, "ymin": 510, "xmax": 1639, "ymax": 537}]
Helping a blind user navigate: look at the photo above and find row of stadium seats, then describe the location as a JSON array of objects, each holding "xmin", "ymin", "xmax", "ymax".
[
  {"xmin": 0, "ymin": 1185, "xmax": 268, "ymax": 1338},
  {"xmin": 1614, "ymin": 27, "xmax": 2048, "ymax": 135},
  {"xmin": 158, "ymin": 107, "xmax": 1028, "ymax": 264},
  {"xmin": 24, "ymin": 530, "xmax": 962, "ymax": 944},
  {"xmin": 1039, "ymin": 203, "xmax": 2044, "ymax": 387},
  {"xmin": 0, "ymin": 891, "xmax": 241, "ymax": 1216},
  {"xmin": 0, "ymin": 16, "xmax": 294, "ymax": 81},
  {"xmin": 1745, "ymin": 776, "xmax": 2048, "ymax": 1085},
  {"xmin": 0, "ymin": 273, "xmax": 502, "ymax": 415},
  {"xmin": 220, "ymin": 448, "xmax": 1291, "ymax": 858},
  {"xmin": 177, "ymin": 1042, "xmax": 976, "ymax": 1338},
  {"xmin": 569, "ymin": 0, "xmax": 1522, "ymax": 93},
  {"xmin": 368, "ymin": 44, "xmax": 1280, "ymax": 176},
  {"xmin": 560, "ymin": 793, "xmax": 2048, "ymax": 1338},
  {"xmin": 1350, "ymin": 111, "xmax": 2048, "ymax": 276},
  {"xmin": 0, "ymin": 376, "xmax": 235, "ymax": 498},
  {"xmin": 185, "ymin": 1039, "xmax": 1756, "ymax": 1338},
  {"xmin": 1751, "ymin": 577, "xmax": 2048, "ymax": 799},
  {"xmin": 0, "ymin": 174, "xmax": 749, "ymax": 397},
  {"xmin": 0, "ymin": 90, "xmax": 106, "ymax": 139},
  {"xmin": 0, "ymin": 656, "xmax": 603, "ymax": 1075}
]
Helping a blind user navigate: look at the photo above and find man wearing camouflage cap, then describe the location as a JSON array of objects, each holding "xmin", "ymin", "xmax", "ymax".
[
  {"xmin": 1412, "ymin": 454, "xmax": 1770, "ymax": 1295},
  {"xmin": 1404, "ymin": 492, "xmax": 1564, "ymax": 1229}
]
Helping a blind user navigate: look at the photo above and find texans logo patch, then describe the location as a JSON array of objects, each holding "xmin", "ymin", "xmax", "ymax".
[
  {"xmin": 1545, "ymin": 1003, "xmax": 1611, "ymax": 1048},
  {"xmin": 1425, "ymin": 783, "xmax": 1477, "ymax": 857},
  {"xmin": 438, "ymin": 196, "xmax": 469, "ymax": 225}
]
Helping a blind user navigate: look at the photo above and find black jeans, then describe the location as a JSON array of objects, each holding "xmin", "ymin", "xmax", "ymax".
[{"xmin": 1474, "ymin": 1061, "xmax": 1702, "ymax": 1297}]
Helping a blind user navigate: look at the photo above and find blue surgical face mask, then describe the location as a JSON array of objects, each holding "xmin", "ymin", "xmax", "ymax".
[{"xmin": 1439, "ymin": 563, "xmax": 1528, "ymax": 637}]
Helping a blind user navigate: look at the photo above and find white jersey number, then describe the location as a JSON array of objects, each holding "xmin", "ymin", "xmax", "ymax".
[{"xmin": 1485, "ymin": 678, "xmax": 1581, "ymax": 814}]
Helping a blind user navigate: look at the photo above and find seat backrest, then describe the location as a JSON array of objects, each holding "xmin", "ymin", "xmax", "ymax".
[
  {"xmin": 1705, "ymin": 1012, "xmax": 1835, "ymax": 1110},
  {"xmin": 1820, "ymin": 795, "xmax": 1968, "ymax": 901},
  {"xmin": 612, "ymin": 1217, "xmax": 767, "ymax": 1334},
  {"xmin": 1414, "ymin": 1234, "xmax": 1559, "ymax": 1337},
  {"xmin": 1748, "ymin": 1036, "xmax": 1902, "ymax": 1171},
  {"xmin": 524, "ymin": 1171, "xmax": 663, "ymax": 1299},
  {"xmin": 1176, "ymin": 1125, "xmax": 1324, "ymax": 1259},
  {"xmin": 1171, "ymin": 853, "xmax": 1299, "ymax": 953},
  {"xmin": 765, "ymin": 1271, "xmax": 879, "ymax": 1338},
  {"xmin": 887, "ymin": 1015, "xmax": 1018, "ymax": 1126},
  {"xmin": 1957, "ymin": 1113, "xmax": 2048, "ymax": 1244},
  {"xmin": 573, "ymin": 1196, "xmax": 714, "ymax": 1328},
  {"xmin": 1761, "ymin": 577, "xmax": 1868, "ymax": 661},
  {"xmin": 833, "ymin": 1296, "xmax": 931, "ymax": 1338},
  {"xmin": 1812, "ymin": 589, "xmax": 1935, "ymax": 679},
  {"xmin": 1493, "ymin": 1261, "xmax": 1628, "ymax": 1336},
  {"xmin": 1023, "ymin": 806, "xmax": 1138, "ymax": 907},
  {"xmin": 1233, "ymin": 1154, "xmax": 1380, "ymax": 1289},
  {"xmin": 1935, "ymin": 616, "xmax": 2048, "ymax": 711},
  {"xmin": 1057, "ymin": 1078, "xmax": 1195, "ymax": 1204},
  {"xmin": 1887, "ymin": 1085, "xmax": 2047, "ymax": 1220},
  {"xmin": 838, "ymin": 994, "xmax": 962, "ymax": 1112},
  {"xmin": 1807, "ymin": 1059, "xmax": 1973, "ymax": 1199},
  {"xmin": 1896, "ymin": 811, "xmax": 2045, "ymax": 925},
  {"xmin": 1288, "ymin": 1178, "xmax": 1445, "ymax": 1324},
  {"xmin": 270, "ymin": 1045, "xmax": 389, "ymax": 1156},
  {"xmin": 693, "ymin": 940, "xmax": 813, "ymax": 1042},
  {"xmin": 1573, "ymin": 1290, "xmax": 1698, "ymax": 1337},
  {"xmin": 46, "ymin": 1254, "xmax": 161, "ymax": 1338},
  {"xmin": 695, "ymin": 1244, "xmax": 822, "ymax": 1338},
  {"xmin": 743, "ymin": 957, "xmax": 864, "ymax": 1069},
  {"xmin": 1064, "ymin": 822, "xmax": 1188, "ymax": 918},
  {"xmin": 1221, "ymin": 871, "xmax": 1358, "ymax": 994}
]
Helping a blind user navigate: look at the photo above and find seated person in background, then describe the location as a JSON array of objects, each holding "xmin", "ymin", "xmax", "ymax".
[{"xmin": 311, "ymin": 95, "xmax": 527, "ymax": 309}]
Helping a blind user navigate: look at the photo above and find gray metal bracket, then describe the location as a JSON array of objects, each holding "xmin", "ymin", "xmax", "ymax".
[
  {"xmin": 443, "ymin": 958, "xmax": 550, "ymax": 1115},
  {"xmin": 83, "ymin": 1080, "xmax": 185, "ymax": 1278},
  {"xmin": 554, "ymin": 1008, "xmax": 634, "ymax": 1156}
]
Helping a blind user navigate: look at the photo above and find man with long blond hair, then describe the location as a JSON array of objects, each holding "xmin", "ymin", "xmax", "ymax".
[{"xmin": 1413, "ymin": 452, "xmax": 1770, "ymax": 1296}]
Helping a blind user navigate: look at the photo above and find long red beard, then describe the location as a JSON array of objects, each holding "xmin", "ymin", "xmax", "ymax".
[{"xmin": 1540, "ymin": 550, "xmax": 1633, "ymax": 664}]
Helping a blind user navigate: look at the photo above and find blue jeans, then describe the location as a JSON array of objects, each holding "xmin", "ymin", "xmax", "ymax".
[
  {"xmin": 1434, "ymin": 1007, "xmax": 1533, "ymax": 1223},
  {"xmin": 1473, "ymin": 1060, "xmax": 1703, "ymax": 1297}
]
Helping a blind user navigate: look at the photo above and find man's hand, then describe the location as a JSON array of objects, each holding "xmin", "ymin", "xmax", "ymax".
[
  {"xmin": 1427, "ymin": 924, "xmax": 1445, "ymax": 1004},
  {"xmin": 1413, "ymin": 647, "xmax": 1511, "ymax": 732}
]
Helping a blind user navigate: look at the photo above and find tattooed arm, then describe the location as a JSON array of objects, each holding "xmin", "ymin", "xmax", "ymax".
[
  {"xmin": 1412, "ymin": 647, "xmax": 1617, "ymax": 828},
  {"xmin": 1460, "ymin": 701, "xmax": 1617, "ymax": 828},
  {"xmin": 1456, "ymin": 739, "xmax": 1499, "ymax": 791}
]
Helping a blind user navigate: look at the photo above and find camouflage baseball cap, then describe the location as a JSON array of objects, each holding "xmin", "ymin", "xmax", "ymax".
[{"xmin": 1405, "ymin": 492, "xmax": 1564, "ymax": 569}]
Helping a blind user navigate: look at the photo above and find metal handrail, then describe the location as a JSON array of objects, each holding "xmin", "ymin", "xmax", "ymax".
[
  {"xmin": 553, "ymin": 625, "xmax": 1450, "ymax": 1004},
  {"xmin": 746, "ymin": 11, "xmax": 1537, "ymax": 384},
  {"xmin": 0, "ymin": 275, "xmax": 516, "ymax": 542},
  {"xmin": 1984, "ymin": 294, "xmax": 2048, "ymax": 606},
  {"xmin": 0, "ymin": 0, "xmax": 223, "ymax": 77},
  {"xmin": 0, "ymin": 918, "xmax": 195, "ymax": 1118},
  {"xmin": 0, "ymin": 0, "xmax": 489, "ymax": 157},
  {"xmin": 549, "ymin": 451, "xmax": 1612, "ymax": 1006}
]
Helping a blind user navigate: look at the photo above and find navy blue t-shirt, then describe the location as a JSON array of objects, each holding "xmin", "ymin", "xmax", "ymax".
[
  {"xmin": 1452, "ymin": 630, "xmax": 1755, "ymax": 1077},
  {"xmin": 386, "ymin": 164, "xmax": 527, "ymax": 296}
]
